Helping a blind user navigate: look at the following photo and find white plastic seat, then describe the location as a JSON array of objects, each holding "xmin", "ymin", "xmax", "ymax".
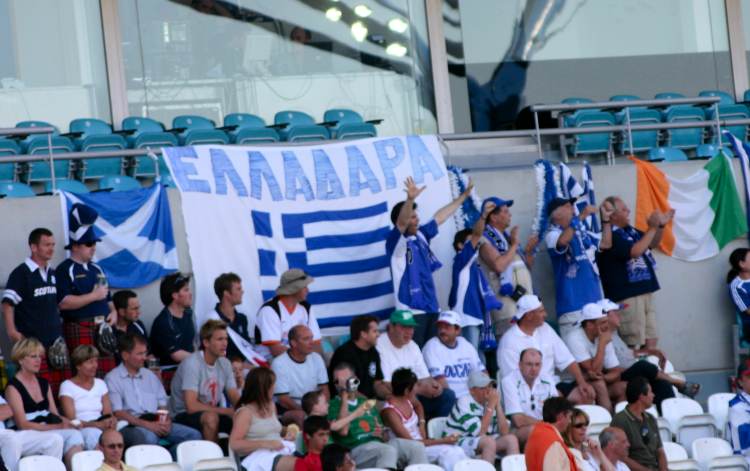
[
  {"xmin": 576, "ymin": 404, "xmax": 612, "ymax": 437},
  {"xmin": 427, "ymin": 416, "xmax": 448, "ymax": 439},
  {"xmin": 143, "ymin": 465, "xmax": 183, "ymax": 471},
  {"xmin": 708, "ymin": 392, "xmax": 735, "ymax": 438},
  {"xmin": 691, "ymin": 437, "xmax": 741, "ymax": 470},
  {"xmin": 500, "ymin": 454, "xmax": 527, "ymax": 471},
  {"xmin": 706, "ymin": 455, "xmax": 749, "ymax": 470},
  {"xmin": 72, "ymin": 450, "xmax": 104, "ymax": 471},
  {"xmin": 615, "ymin": 401, "xmax": 658, "ymax": 416},
  {"xmin": 663, "ymin": 441, "xmax": 689, "ymax": 461},
  {"xmin": 667, "ymin": 460, "xmax": 701, "ymax": 470},
  {"xmin": 125, "ymin": 444, "xmax": 174, "ymax": 468},
  {"xmin": 404, "ymin": 464, "xmax": 444, "ymax": 471},
  {"xmin": 662, "ymin": 398, "xmax": 717, "ymax": 449},
  {"xmin": 658, "ymin": 416, "xmax": 674, "ymax": 442},
  {"xmin": 177, "ymin": 440, "xmax": 236, "ymax": 471},
  {"xmin": 19, "ymin": 456, "xmax": 66, "ymax": 471},
  {"xmin": 454, "ymin": 458, "xmax": 498, "ymax": 471}
]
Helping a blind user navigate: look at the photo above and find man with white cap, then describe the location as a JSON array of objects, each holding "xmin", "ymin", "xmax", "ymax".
[
  {"xmin": 255, "ymin": 268, "xmax": 322, "ymax": 361},
  {"xmin": 498, "ymin": 294, "xmax": 596, "ymax": 405},
  {"xmin": 422, "ymin": 310, "xmax": 485, "ymax": 399}
]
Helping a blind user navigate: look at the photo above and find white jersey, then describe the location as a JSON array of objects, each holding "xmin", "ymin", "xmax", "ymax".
[
  {"xmin": 422, "ymin": 337, "xmax": 485, "ymax": 398},
  {"xmin": 565, "ymin": 327, "xmax": 620, "ymax": 370},
  {"xmin": 498, "ymin": 323, "xmax": 575, "ymax": 383},
  {"xmin": 501, "ymin": 368, "xmax": 558, "ymax": 420},
  {"xmin": 255, "ymin": 299, "xmax": 321, "ymax": 361}
]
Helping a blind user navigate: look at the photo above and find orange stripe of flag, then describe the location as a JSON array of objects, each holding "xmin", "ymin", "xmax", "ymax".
[{"xmin": 629, "ymin": 157, "xmax": 675, "ymax": 255}]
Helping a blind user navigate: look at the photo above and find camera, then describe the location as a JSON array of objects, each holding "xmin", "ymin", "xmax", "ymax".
[
  {"xmin": 346, "ymin": 376, "xmax": 360, "ymax": 393},
  {"xmin": 510, "ymin": 285, "xmax": 527, "ymax": 302}
]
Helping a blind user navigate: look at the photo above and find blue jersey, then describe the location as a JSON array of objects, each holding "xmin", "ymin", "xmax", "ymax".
[
  {"xmin": 731, "ymin": 277, "xmax": 750, "ymax": 314},
  {"xmin": 449, "ymin": 242, "xmax": 501, "ymax": 322},
  {"xmin": 385, "ymin": 219, "xmax": 441, "ymax": 313},
  {"xmin": 149, "ymin": 307, "xmax": 196, "ymax": 367},
  {"xmin": 544, "ymin": 220, "xmax": 602, "ymax": 317},
  {"xmin": 56, "ymin": 258, "xmax": 111, "ymax": 321},
  {"xmin": 729, "ymin": 391, "xmax": 750, "ymax": 464}
]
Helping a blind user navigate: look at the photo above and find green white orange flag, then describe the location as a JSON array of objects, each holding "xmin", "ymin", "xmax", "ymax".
[{"xmin": 631, "ymin": 153, "xmax": 747, "ymax": 261}]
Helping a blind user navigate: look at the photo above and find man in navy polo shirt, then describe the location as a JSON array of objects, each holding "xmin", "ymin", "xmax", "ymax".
[
  {"xmin": 56, "ymin": 204, "xmax": 118, "ymax": 376},
  {"xmin": 149, "ymin": 272, "xmax": 196, "ymax": 371},
  {"xmin": 386, "ymin": 176, "xmax": 474, "ymax": 347},
  {"xmin": 207, "ymin": 273, "xmax": 251, "ymax": 362},
  {"xmin": 3, "ymin": 227, "xmax": 69, "ymax": 393}
]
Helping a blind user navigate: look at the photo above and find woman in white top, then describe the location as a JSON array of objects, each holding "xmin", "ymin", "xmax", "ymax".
[
  {"xmin": 59, "ymin": 345, "xmax": 117, "ymax": 450},
  {"xmin": 564, "ymin": 408, "xmax": 615, "ymax": 471},
  {"xmin": 381, "ymin": 368, "xmax": 467, "ymax": 471}
]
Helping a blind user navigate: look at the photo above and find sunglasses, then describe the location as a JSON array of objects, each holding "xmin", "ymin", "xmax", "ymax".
[
  {"xmin": 530, "ymin": 394, "xmax": 535, "ymax": 411},
  {"xmin": 574, "ymin": 422, "xmax": 589, "ymax": 429},
  {"xmin": 84, "ymin": 242, "xmax": 96, "ymax": 247},
  {"xmin": 104, "ymin": 443, "xmax": 124, "ymax": 450}
]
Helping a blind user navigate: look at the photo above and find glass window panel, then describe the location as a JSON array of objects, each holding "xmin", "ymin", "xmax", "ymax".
[
  {"xmin": 118, "ymin": 0, "xmax": 436, "ymax": 136},
  {"xmin": 446, "ymin": 0, "xmax": 731, "ymax": 132},
  {"xmin": 0, "ymin": 0, "xmax": 111, "ymax": 131}
]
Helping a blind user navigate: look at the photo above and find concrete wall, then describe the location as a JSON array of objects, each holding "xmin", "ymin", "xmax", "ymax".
[{"xmin": 0, "ymin": 157, "xmax": 741, "ymax": 374}]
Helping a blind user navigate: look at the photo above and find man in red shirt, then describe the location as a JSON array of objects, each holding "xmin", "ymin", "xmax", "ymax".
[{"xmin": 294, "ymin": 415, "xmax": 331, "ymax": 471}]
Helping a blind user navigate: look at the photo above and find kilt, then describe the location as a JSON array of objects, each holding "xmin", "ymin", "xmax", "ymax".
[
  {"xmin": 38, "ymin": 354, "xmax": 72, "ymax": 399},
  {"xmin": 63, "ymin": 320, "xmax": 116, "ymax": 377}
]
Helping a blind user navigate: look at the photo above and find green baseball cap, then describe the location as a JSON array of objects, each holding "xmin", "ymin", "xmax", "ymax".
[{"xmin": 389, "ymin": 309, "xmax": 417, "ymax": 327}]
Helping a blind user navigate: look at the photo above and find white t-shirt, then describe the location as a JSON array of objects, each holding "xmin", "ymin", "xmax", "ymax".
[
  {"xmin": 255, "ymin": 301, "xmax": 321, "ymax": 360},
  {"xmin": 422, "ymin": 337, "xmax": 484, "ymax": 398},
  {"xmin": 59, "ymin": 378, "xmax": 108, "ymax": 421},
  {"xmin": 497, "ymin": 323, "xmax": 576, "ymax": 383},
  {"xmin": 565, "ymin": 327, "xmax": 620, "ymax": 370},
  {"xmin": 376, "ymin": 333, "xmax": 430, "ymax": 381},
  {"xmin": 501, "ymin": 368, "xmax": 558, "ymax": 420},
  {"xmin": 271, "ymin": 351, "xmax": 328, "ymax": 405}
]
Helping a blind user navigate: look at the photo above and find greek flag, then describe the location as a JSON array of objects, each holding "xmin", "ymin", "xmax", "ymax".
[
  {"xmin": 59, "ymin": 184, "xmax": 178, "ymax": 288},
  {"xmin": 724, "ymin": 131, "xmax": 750, "ymax": 244}
]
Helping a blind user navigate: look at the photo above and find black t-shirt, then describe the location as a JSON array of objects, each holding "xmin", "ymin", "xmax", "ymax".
[
  {"xmin": 149, "ymin": 307, "xmax": 195, "ymax": 367},
  {"xmin": 214, "ymin": 305, "xmax": 252, "ymax": 361},
  {"xmin": 329, "ymin": 340, "xmax": 383, "ymax": 398},
  {"xmin": 596, "ymin": 226, "xmax": 660, "ymax": 302}
]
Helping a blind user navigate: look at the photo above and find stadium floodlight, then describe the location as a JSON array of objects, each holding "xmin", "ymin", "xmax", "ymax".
[
  {"xmin": 325, "ymin": 7, "xmax": 342, "ymax": 21},
  {"xmin": 354, "ymin": 4, "xmax": 372, "ymax": 18},
  {"xmin": 351, "ymin": 21, "xmax": 368, "ymax": 42},
  {"xmin": 385, "ymin": 42, "xmax": 407, "ymax": 57},
  {"xmin": 388, "ymin": 18, "xmax": 408, "ymax": 33}
]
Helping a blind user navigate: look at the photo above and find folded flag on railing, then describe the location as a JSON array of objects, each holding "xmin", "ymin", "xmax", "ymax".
[
  {"xmin": 631, "ymin": 153, "xmax": 747, "ymax": 261},
  {"xmin": 723, "ymin": 131, "xmax": 750, "ymax": 246},
  {"xmin": 59, "ymin": 183, "xmax": 178, "ymax": 287}
]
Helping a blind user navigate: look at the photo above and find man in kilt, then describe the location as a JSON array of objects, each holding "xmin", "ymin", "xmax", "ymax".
[{"xmin": 56, "ymin": 203, "xmax": 118, "ymax": 377}]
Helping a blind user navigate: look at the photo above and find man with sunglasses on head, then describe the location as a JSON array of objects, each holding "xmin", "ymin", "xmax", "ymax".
[
  {"xmin": 610, "ymin": 376, "xmax": 667, "ymax": 471},
  {"xmin": 96, "ymin": 429, "xmax": 136, "ymax": 471}
]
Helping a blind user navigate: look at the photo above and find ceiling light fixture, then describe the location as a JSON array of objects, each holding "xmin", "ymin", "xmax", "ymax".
[
  {"xmin": 387, "ymin": 18, "xmax": 408, "ymax": 33},
  {"xmin": 385, "ymin": 42, "xmax": 407, "ymax": 57},
  {"xmin": 350, "ymin": 21, "xmax": 368, "ymax": 42},
  {"xmin": 354, "ymin": 4, "xmax": 372, "ymax": 18}
]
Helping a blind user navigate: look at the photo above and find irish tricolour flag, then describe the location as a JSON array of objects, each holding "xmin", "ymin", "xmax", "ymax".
[{"xmin": 631, "ymin": 154, "xmax": 747, "ymax": 261}]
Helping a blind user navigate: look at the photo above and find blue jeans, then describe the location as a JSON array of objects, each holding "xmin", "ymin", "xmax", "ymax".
[
  {"xmin": 121, "ymin": 423, "xmax": 202, "ymax": 457},
  {"xmin": 418, "ymin": 387, "xmax": 456, "ymax": 421}
]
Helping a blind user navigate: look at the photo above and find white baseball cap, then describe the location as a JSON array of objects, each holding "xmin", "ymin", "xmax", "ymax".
[
  {"xmin": 512, "ymin": 294, "xmax": 543, "ymax": 322},
  {"xmin": 437, "ymin": 310, "xmax": 462, "ymax": 327},
  {"xmin": 581, "ymin": 303, "xmax": 606, "ymax": 322},
  {"xmin": 598, "ymin": 298, "xmax": 623, "ymax": 313}
]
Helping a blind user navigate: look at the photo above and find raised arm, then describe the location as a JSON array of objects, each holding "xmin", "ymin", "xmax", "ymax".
[
  {"xmin": 396, "ymin": 177, "xmax": 425, "ymax": 233},
  {"xmin": 434, "ymin": 179, "xmax": 474, "ymax": 225}
]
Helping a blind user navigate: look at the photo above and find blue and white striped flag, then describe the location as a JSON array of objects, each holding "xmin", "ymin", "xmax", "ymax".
[{"xmin": 723, "ymin": 131, "xmax": 750, "ymax": 244}]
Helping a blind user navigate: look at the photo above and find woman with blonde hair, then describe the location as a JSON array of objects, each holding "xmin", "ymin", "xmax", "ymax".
[
  {"xmin": 563, "ymin": 408, "xmax": 615, "ymax": 471},
  {"xmin": 4, "ymin": 338, "xmax": 85, "ymax": 470}
]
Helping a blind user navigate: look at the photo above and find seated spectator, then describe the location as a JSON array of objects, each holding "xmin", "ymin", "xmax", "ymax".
[
  {"xmin": 96, "ymin": 429, "xmax": 136, "ymax": 471},
  {"xmin": 524, "ymin": 396, "xmax": 577, "ymax": 470},
  {"xmin": 422, "ymin": 310, "xmax": 485, "ymax": 399},
  {"xmin": 271, "ymin": 325, "xmax": 329, "ymax": 427},
  {"xmin": 112, "ymin": 290, "xmax": 146, "ymax": 342},
  {"xmin": 60, "ymin": 345, "xmax": 117, "ymax": 450},
  {"xmin": 563, "ymin": 408, "xmax": 615, "ymax": 471},
  {"xmin": 382, "ymin": 368, "xmax": 467, "ymax": 471},
  {"xmin": 448, "ymin": 200, "xmax": 502, "ymax": 352},
  {"xmin": 149, "ymin": 273, "xmax": 196, "ymax": 371},
  {"xmin": 209, "ymin": 273, "xmax": 252, "ymax": 361},
  {"xmin": 599, "ymin": 427, "xmax": 632, "ymax": 471},
  {"xmin": 294, "ymin": 416, "xmax": 331, "ymax": 471},
  {"xmin": 445, "ymin": 371, "xmax": 519, "ymax": 463},
  {"xmin": 610, "ymin": 377, "xmax": 667, "ymax": 471},
  {"xmin": 231, "ymin": 356, "xmax": 249, "ymax": 391},
  {"xmin": 377, "ymin": 309, "xmax": 456, "ymax": 419},
  {"xmin": 4, "ymin": 338, "xmax": 84, "ymax": 470},
  {"xmin": 498, "ymin": 294, "xmax": 596, "ymax": 405},
  {"xmin": 0, "ymin": 395, "xmax": 63, "ymax": 471},
  {"xmin": 321, "ymin": 444, "xmax": 355, "ymax": 471},
  {"xmin": 255, "ymin": 269, "xmax": 322, "ymax": 361},
  {"xmin": 229, "ymin": 367, "xmax": 297, "ymax": 471},
  {"xmin": 729, "ymin": 361, "xmax": 750, "ymax": 465},
  {"xmin": 328, "ymin": 315, "xmax": 389, "ymax": 399},
  {"xmin": 501, "ymin": 348, "xmax": 558, "ymax": 445},
  {"xmin": 301, "ymin": 390, "xmax": 369, "ymax": 438},
  {"xmin": 328, "ymin": 363, "xmax": 426, "ymax": 469},
  {"xmin": 105, "ymin": 333, "xmax": 201, "ymax": 452},
  {"xmin": 170, "ymin": 320, "xmax": 239, "ymax": 442},
  {"xmin": 728, "ymin": 248, "xmax": 750, "ymax": 342}
]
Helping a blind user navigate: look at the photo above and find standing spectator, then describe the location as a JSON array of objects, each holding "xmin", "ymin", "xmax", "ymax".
[
  {"xmin": 328, "ymin": 315, "xmax": 389, "ymax": 399},
  {"xmin": 328, "ymin": 363, "xmax": 426, "ymax": 469},
  {"xmin": 498, "ymin": 295, "xmax": 596, "ymax": 405},
  {"xmin": 422, "ymin": 310, "xmax": 485, "ymax": 399},
  {"xmin": 255, "ymin": 269, "xmax": 322, "ymax": 360},
  {"xmin": 729, "ymin": 361, "xmax": 750, "ymax": 465},
  {"xmin": 596, "ymin": 196, "xmax": 672, "ymax": 349},
  {"xmin": 387, "ymin": 176, "xmax": 474, "ymax": 346},
  {"xmin": 563, "ymin": 409, "xmax": 616, "ymax": 471},
  {"xmin": 445, "ymin": 370, "xmax": 519, "ymax": 463},
  {"xmin": 112, "ymin": 290, "xmax": 147, "ymax": 342},
  {"xmin": 95, "ymin": 429, "xmax": 137, "ymax": 471},
  {"xmin": 377, "ymin": 309, "xmax": 456, "ymax": 419},
  {"xmin": 449, "ymin": 200, "xmax": 502, "ymax": 353},
  {"xmin": 728, "ymin": 248, "xmax": 750, "ymax": 343},
  {"xmin": 478, "ymin": 197, "xmax": 536, "ymax": 339},
  {"xmin": 56, "ymin": 203, "xmax": 118, "ymax": 376},
  {"xmin": 2, "ymin": 227, "xmax": 69, "ymax": 394},
  {"xmin": 149, "ymin": 272, "xmax": 196, "ymax": 372},
  {"xmin": 610, "ymin": 377, "xmax": 667, "ymax": 471},
  {"xmin": 321, "ymin": 444, "xmax": 356, "ymax": 471},
  {"xmin": 170, "ymin": 320, "xmax": 240, "ymax": 442},
  {"xmin": 599, "ymin": 427, "xmax": 632, "ymax": 471},
  {"xmin": 501, "ymin": 348, "xmax": 558, "ymax": 445},
  {"xmin": 382, "ymin": 368, "xmax": 467, "ymax": 471},
  {"xmin": 524, "ymin": 396, "xmax": 577, "ymax": 470},
  {"xmin": 210, "ymin": 273, "xmax": 252, "ymax": 361},
  {"xmin": 4, "ymin": 338, "xmax": 85, "ymax": 470},
  {"xmin": 544, "ymin": 198, "xmax": 611, "ymax": 338},
  {"xmin": 0, "ymin": 395, "xmax": 64, "ymax": 471},
  {"xmin": 106, "ymin": 333, "xmax": 200, "ymax": 452},
  {"xmin": 60, "ymin": 345, "xmax": 117, "ymax": 450},
  {"xmin": 271, "ymin": 325, "xmax": 329, "ymax": 427}
]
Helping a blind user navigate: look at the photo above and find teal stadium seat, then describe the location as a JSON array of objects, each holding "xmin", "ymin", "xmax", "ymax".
[
  {"xmin": 98, "ymin": 175, "xmax": 141, "ymax": 192},
  {"xmin": 274, "ymin": 110, "xmax": 330, "ymax": 142},
  {"xmin": 699, "ymin": 90, "xmax": 735, "ymax": 105},
  {"xmin": 223, "ymin": 113, "xmax": 279, "ymax": 144},
  {"xmin": 616, "ymin": 108, "xmax": 661, "ymax": 154},
  {"xmin": 567, "ymin": 111, "xmax": 615, "ymax": 157},
  {"xmin": 69, "ymin": 118, "xmax": 127, "ymax": 180},
  {"xmin": 561, "ymin": 97, "xmax": 596, "ymax": 127},
  {"xmin": 0, "ymin": 138, "xmax": 21, "ymax": 182},
  {"xmin": 655, "ymin": 92, "xmax": 686, "ymax": 100},
  {"xmin": 0, "ymin": 181, "xmax": 35, "ymax": 198},
  {"xmin": 121, "ymin": 117, "xmax": 178, "ymax": 182},
  {"xmin": 647, "ymin": 147, "xmax": 688, "ymax": 162},
  {"xmin": 44, "ymin": 179, "xmax": 89, "ymax": 194},
  {"xmin": 15, "ymin": 121, "xmax": 75, "ymax": 182},
  {"xmin": 662, "ymin": 107, "xmax": 705, "ymax": 150},
  {"xmin": 705, "ymin": 103, "xmax": 749, "ymax": 143},
  {"xmin": 323, "ymin": 109, "xmax": 378, "ymax": 140},
  {"xmin": 610, "ymin": 94, "xmax": 648, "ymax": 111},
  {"xmin": 172, "ymin": 115, "xmax": 229, "ymax": 146}
]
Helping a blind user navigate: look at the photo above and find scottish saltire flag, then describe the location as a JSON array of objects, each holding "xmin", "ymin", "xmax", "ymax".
[
  {"xmin": 59, "ymin": 184, "xmax": 178, "ymax": 288},
  {"xmin": 724, "ymin": 131, "xmax": 750, "ymax": 244}
]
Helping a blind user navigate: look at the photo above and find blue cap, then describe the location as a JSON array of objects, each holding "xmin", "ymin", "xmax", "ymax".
[{"xmin": 482, "ymin": 197, "xmax": 513, "ymax": 213}]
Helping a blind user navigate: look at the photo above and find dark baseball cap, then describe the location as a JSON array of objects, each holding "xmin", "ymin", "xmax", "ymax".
[{"xmin": 547, "ymin": 197, "xmax": 577, "ymax": 216}]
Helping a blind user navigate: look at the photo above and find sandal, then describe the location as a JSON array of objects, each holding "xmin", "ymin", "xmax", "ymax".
[{"xmin": 678, "ymin": 382, "xmax": 701, "ymax": 399}]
